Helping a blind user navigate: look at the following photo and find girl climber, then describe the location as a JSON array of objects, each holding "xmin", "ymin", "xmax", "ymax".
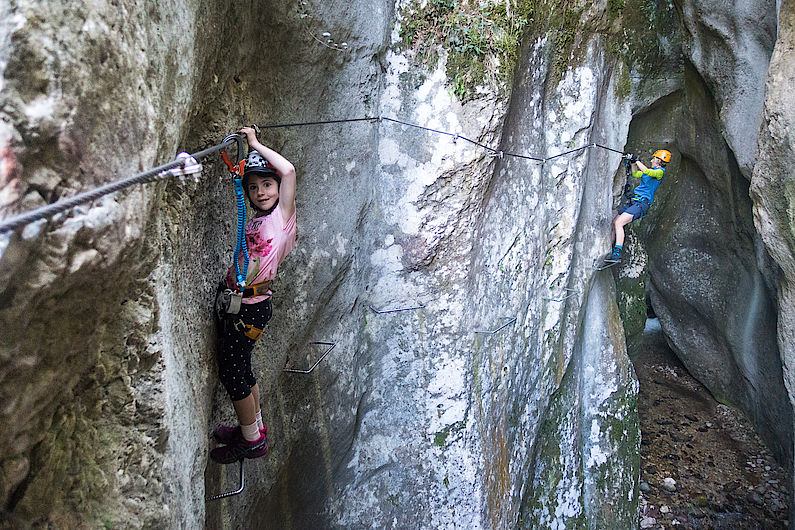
[
  {"xmin": 609, "ymin": 148, "xmax": 671, "ymax": 262},
  {"xmin": 211, "ymin": 127, "xmax": 297, "ymax": 464}
]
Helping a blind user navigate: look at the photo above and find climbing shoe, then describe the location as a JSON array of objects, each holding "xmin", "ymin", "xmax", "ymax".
[
  {"xmin": 607, "ymin": 249, "xmax": 622, "ymax": 262},
  {"xmin": 210, "ymin": 430, "xmax": 268, "ymax": 464},
  {"xmin": 213, "ymin": 424, "xmax": 267, "ymax": 445},
  {"xmin": 212, "ymin": 424, "xmax": 242, "ymax": 444}
]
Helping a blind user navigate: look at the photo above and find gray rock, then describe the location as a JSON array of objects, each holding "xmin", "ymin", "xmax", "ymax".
[
  {"xmin": 0, "ymin": 0, "xmax": 791, "ymax": 527},
  {"xmin": 638, "ymin": 60, "xmax": 792, "ymax": 468},
  {"xmin": 750, "ymin": 0, "xmax": 795, "ymax": 519},
  {"xmin": 678, "ymin": 0, "xmax": 778, "ymax": 179},
  {"xmin": 749, "ymin": 491, "xmax": 764, "ymax": 505}
]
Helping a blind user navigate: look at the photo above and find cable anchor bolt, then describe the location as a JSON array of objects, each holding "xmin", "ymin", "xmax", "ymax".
[
  {"xmin": 488, "ymin": 150, "xmax": 504, "ymax": 160},
  {"xmin": 161, "ymin": 152, "xmax": 203, "ymax": 183}
]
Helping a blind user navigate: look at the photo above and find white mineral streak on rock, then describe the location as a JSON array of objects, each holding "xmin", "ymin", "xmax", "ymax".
[{"xmin": 332, "ymin": 25, "xmax": 491, "ymax": 522}]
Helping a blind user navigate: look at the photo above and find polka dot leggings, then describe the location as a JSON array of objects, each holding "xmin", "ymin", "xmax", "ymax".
[{"xmin": 217, "ymin": 299, "xmax": 272, "ymax": 401}]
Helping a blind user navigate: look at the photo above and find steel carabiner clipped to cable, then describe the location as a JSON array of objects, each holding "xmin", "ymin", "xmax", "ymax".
[{"xmin": 221, "ymin": 134, "xmax": 247, "ymax": 176}]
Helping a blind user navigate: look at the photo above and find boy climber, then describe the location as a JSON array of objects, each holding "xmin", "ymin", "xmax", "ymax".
[
  {"xmin": 609, "ymin": 149, "xmax": 671, "ymax": 262},
  {"xmin": 211, "ymin": 126, "xmax": 297, "ymax": 463}
]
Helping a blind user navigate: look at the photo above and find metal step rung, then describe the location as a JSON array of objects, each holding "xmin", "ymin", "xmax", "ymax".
[
  {"xmin": 590, "ymin": 260, "xmax": 619, "ymax": 271},
  {"xmin": 206, "ymin": 459, "xmax": 245, "ymax": 501},
  {"xmin": 369, "ymin": 303, "xmax": 425, "ymax": 314},
  {"xmin": 475, "ymin": 316, "xmax": 517, "ymax": 335},
  {"xmin": 543, "ymin": 288, "xmax": 580, "ymax": 302},
  {"xmin": 283, "ymin": 341, "xmax": 336, "ymax": 374}
]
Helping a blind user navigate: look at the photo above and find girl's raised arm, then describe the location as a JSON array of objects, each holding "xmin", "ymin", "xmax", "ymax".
[{"xmin": 240, "ymin": 127, "xmax": 296, "ymax": 220}]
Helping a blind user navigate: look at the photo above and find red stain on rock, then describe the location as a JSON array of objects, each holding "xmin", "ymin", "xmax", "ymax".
[{"xmin": 0, "ymin": 143, "xmax": 22, "ymax": 208}]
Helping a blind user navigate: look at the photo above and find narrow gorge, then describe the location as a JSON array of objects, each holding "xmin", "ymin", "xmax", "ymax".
[{"xmin": 0, "ymin": 0, "xmax": 793, "ymax": 528}]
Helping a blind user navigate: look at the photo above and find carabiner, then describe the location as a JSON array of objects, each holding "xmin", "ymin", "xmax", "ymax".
[{"xmin": 223, "ymin": 133, "xmax": 246, "ymax": 165}]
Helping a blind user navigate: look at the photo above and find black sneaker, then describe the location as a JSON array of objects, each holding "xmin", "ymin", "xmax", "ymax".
[{"xmin": 210, "ymin": 431, "xmax": 268, "ymax": 464}]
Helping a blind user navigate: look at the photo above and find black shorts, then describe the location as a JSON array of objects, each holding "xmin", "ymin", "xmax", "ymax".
[
  {"xmin": 620, "ymin": 198, "xmax": 650, "ymax": 220},
  {"xmin": 216, "ymin": 299, "xmax": 272, "ymax": 401}
]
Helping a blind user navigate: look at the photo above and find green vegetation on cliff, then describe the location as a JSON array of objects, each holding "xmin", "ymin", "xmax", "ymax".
[
  {"xmin": 397, "ymin": 0, "xmax": 676, "ymax": 101},
  {"xmin": 399, "ymin": 0, "xmax": 533, "ymax": 100}
]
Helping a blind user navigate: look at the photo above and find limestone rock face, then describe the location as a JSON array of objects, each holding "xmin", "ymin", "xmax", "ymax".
[
  {"xmin": 615, "ymin": 0, "xmax": 793, "ymax": 468},
  {"xmin": 677, "ymin": 0, "xmax": 778, "ymax": 178},
  {"xmin": 254, "ymin": 5, "xmax": 641, "ymax": 525},
  {"xmin": 751, "ymin": 0, "xmax": 795, "ymax": 505},
  {"xmin": 0, "ymin": 0, "xmax": 790, "ymax": 528},
  {"xmin": 628, "ymin": 61, "xmax": 792, "ymax": 466},
  {"xmin": 0, "ymin": 1, "xmax": 228, "ymax": 526}
]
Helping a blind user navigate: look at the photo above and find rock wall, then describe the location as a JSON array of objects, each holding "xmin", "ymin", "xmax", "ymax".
[
  {"xmin": 254, "ymin": 2, "xmax": 641, "ymax": 525},
  {"xmin": 0, "ymin": 1, "xmax": 231, "ymax": 526},
  {"xmin": 615, "ymin": 0, "xmax": 793, "ymax": 468},
  {"xmin": 751, "ymin": 0, "xmax": 795, "ymax": 515},
  {"xmin": 0, "ymin": 0, "xmax": 791, "ymax": 528}
]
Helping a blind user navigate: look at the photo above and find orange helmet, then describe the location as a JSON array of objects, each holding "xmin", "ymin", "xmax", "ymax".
[{"xmin": 652, "ymin": 149, "xmax": 672, "ymax": 163}]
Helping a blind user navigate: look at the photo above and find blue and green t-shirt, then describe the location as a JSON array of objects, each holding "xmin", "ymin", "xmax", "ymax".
[{"xmin": 632, "ymin": 167, "xmax": 664, "ymax": 205}]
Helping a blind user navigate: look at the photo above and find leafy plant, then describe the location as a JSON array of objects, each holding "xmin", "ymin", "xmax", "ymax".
[{"xmin": 400, "ymin": 0, "xmax": 536, "ymax": 101}]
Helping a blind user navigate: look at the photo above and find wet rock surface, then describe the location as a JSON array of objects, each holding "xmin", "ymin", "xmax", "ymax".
[{"xmin": 634, "ymin": 319, "xmax": 790, "ymax": 529}]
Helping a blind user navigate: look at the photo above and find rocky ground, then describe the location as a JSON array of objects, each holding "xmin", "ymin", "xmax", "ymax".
[{"xmin": 632, "ymin": 319, "xmax": 790, "ymax": 529}]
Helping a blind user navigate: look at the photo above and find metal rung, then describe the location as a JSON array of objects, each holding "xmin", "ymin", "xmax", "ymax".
[
  {"xmin": 206, "ymin": 459, "xmax": 245, "ymax": 501},
  {"xmin": 283, "ymin": 341, "xmax": 336, "ymax": 374},
  {"xmin": 475, "ymin": 317, "xmax": 517, "ymax": 335},
  {"xmin": 590, "ymin": 259, "xmax": 619, "ymax": 271},
  {"xmin": 543, "ymin": 288, "xmax": 580, "ymax": 302},
  {"xmin": 369, "ymin": 303, "xmax": 425, "ymax": 314}
]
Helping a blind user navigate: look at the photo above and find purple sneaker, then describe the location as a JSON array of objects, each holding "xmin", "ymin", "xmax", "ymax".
[
  {"xmin": 210, "ymin": 430, "xmax": 268, "ymax": 464},
  {"xmin": 212, "ymin": 424, "xmax": 268, "ymax": 445},
  {"xmin": 212, "ymin": 424, "xmax": 242, "ymax": 445}
]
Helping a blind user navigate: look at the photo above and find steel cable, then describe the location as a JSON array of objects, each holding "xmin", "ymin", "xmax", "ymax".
[
  {"xmin": 0, "ymin": 139, "xmax": 237, "ymax": 234},
  {"xmin": 0, "ymin": 117, "xmax": 628, "ymax": 236}
]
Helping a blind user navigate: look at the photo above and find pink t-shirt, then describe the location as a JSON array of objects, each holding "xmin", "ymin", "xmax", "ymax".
[{"xmin": 226, "ymin": 206, "xmax": 297, "ymax": 303}]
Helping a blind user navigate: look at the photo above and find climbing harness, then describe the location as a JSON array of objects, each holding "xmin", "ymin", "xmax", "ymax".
[{"xmin": 233, "ymin": 319, "xmax": 264, "ymax": 341}]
